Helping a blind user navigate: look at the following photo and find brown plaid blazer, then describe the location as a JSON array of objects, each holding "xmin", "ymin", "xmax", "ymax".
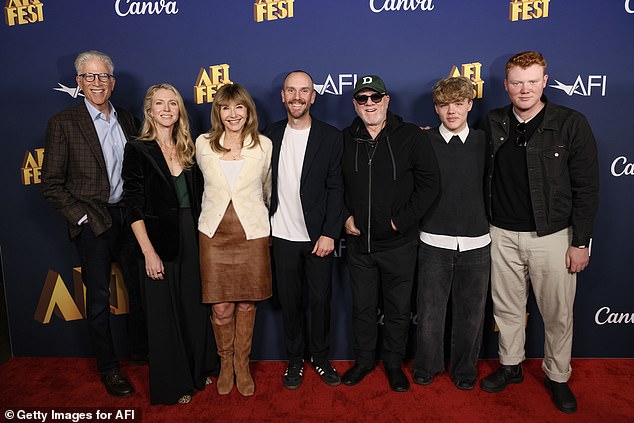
[{"xmin": 41, "ymin": 102, "xmax": 138, "ymax": 238}]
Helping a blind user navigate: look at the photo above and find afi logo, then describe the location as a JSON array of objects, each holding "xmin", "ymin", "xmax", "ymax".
[
  {"xmin": 53, "ymin": 83, "xmax": 83, "ymax": 99},
  {"xmin": 509, "ymin": 0, "xmax": 549, "ymax": 21},
  {"xmin": 313, "ymin": 74, "xmax": 358, "ymax": 96},
  {"xmin": 21, "ymin": 148, "xmax": 44, "ymax": 185},
  {"xmin": 549, "ymin": 75, "xmax": 607, "ymax": 97},
  {"xmin": 254, "ymin": 0, "xmax": 294, "ymax": 22},
  {"xmin": 194, "ymin": 64, "xmax": 232, "ymax": 104},
  {"xmin": 449, "ymin": 62, "xmax": 484, "ymax": 98},
  {"xmin": 4, "ymin": 0, "xmax": 43, "ymax": 26}
]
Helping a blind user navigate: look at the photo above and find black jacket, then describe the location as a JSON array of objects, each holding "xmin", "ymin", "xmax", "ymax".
[
  {"xmin": 264, "ymin": 117, "xmax": 345, "ymax": 242},
  {"xmin": 485, "ymin": 96, "xmax": 599, "ymax": 247},
  {"xmin": 122, "ymin": 140, "xmax": 204, "ymax": 261},
  {"xmin": 343, "ymin": 112, "xmax": 440, "ymax": 253}
]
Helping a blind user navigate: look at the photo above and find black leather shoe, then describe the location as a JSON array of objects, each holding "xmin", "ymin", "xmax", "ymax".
[
  {"xmin": 385, "ymin": 367, "xmax": 409, "ymax": 392},
  {"xmin": 480, "ymin": 364, "xmax": 524, "ymax": 393},
  {"xmin": 342, "ymin": 362, "xmax": 375, "ymax": 386},
  {"xmin": 545, "ymin": 377, "xmax": 577, "ymax": 413},
  {"xmin": 101, "ymin": 369, "xmax": 134, "ymax": 398},
  {"xmin": 412, "ymin": 370, "xmax": 434, "ymax": 386},
  {"xmin": 455, "ymin": 379, "xmax": 475, "ymax": 390}
]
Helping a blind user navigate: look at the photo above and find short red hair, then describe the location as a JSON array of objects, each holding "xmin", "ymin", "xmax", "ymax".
[{"xmin": 505, "ymin": 51, "xmax": 547, "ymax": 76}]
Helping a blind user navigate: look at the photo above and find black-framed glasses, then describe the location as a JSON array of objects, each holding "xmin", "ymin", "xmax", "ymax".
[
  {"xmin": 515, "ymin": 122, "xmax": 527, "ymax": 147},
  {"xmin": 78, "ymin": 73, "xmax": 113, "ymax": 82},
  {"xmin": 354, "ymin": 93, "xmax": 386, "ymax": 105}
]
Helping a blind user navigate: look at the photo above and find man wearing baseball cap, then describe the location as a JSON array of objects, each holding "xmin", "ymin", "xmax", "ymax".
[{"xmin": 341, "ymin": 75, "xmax": 440, "ymax": 392}]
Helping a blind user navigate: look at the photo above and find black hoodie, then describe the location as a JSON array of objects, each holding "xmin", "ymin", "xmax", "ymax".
[{"xmin": 343, "ymin": 112, "xmax": 440, "ymax": 253}]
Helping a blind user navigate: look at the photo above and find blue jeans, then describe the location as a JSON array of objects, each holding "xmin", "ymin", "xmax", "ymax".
[{"xmin": 413, "ymin": 242, "xmax": 490, "ymax": 382}]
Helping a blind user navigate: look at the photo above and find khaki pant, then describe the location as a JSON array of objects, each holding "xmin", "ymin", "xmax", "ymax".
[{"xmin": 490, "ymin": 225, "xmax": 576, "ymax": 383}]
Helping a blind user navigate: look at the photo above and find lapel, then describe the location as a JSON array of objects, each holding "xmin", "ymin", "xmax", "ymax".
[
  {"xmin": 239, "ymin": 133, "xmax": 264, "ymax": 187},
  {"xmin": 145, "ymin": 141, "xmax": 174, "ymax": 185},
  {"xmin": 300, "ymin": 118, "xmax": 321, "ymax": 186},
  {"xmin": 270, "ymin": 121, "xmax": 286, "ymax": 180},
  {"xmin": 75, "ymin": 103, "xmax": 107, "ymax": 172}
]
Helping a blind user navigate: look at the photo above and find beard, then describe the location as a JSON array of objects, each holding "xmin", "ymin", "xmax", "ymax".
[{"xmin": 285, "ymin": 100, "xmax": 309, "ymax": 119}]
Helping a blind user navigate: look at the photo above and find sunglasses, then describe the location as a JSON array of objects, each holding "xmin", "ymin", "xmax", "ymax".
[
  {"xmin": 354, "ymin": 93, "xmax": 386, "ymax": 105},
  {"xmin": 515, "ymin": 122, "xmax": 527, "ymax": 147}
]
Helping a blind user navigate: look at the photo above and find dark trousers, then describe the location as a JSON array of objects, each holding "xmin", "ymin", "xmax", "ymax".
[
  {"xmin": 414, "ymin": 242, "xmax": 490, "ymax": 382},
  {"xmin": 346, "ymin": 238, "xmax": 417, "ymax": 368},
  {"xmin": 272, "ymin": 237, "xmax": 334, "ymax": 360},
  {"xmin": 74, "ymin": 205, "xmax": 147, "ymax": 373}
]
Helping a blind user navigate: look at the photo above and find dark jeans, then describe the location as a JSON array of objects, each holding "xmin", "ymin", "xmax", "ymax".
[
  {"xmin": 272, "ymin": 237, "xmax": 334, "ymax": 360},
  {"xmin": 74, "ymin": 205, "xmax": 147, "ymax": 373},
  {"xmin": 414, "ymin": 242, "xmax": 490, "ymax": 382},
  {"xmin": 346, "ymin": 238, "xmax": 417, "ymax": 368}
]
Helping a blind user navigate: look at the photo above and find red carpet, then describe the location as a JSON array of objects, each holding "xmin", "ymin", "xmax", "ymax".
[{"xmin": 1, "ymin": 358, "xmax": 632, "ymax": 422}]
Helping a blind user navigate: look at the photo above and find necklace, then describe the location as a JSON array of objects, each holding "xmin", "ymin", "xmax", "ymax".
[
  {"xmin": 226, "ymin": 143, "xmax": 242, "ymax": 160},
  {"xmin": 158, "ymin": 141, "xmax": 175, "ymax": 162}
]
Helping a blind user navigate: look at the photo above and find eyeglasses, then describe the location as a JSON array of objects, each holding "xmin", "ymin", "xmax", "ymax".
[
  {"xmin": 515, "ymin": 122, "xmax": 527, "ymax": 147},
  {"xmin": 354, "ymin": 93, "xmax": 386, "ymax": 105},
  {"xmin": 78, "ymin": 73, "xmax": 113, "ymax": 82}
]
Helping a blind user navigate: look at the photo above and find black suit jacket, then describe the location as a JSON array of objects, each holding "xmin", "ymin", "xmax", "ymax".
[
  {"xmin": 122, "ymin": 140, "xmax": 204, "ymax": 261},
  {"xmin": 264, "ymin": 116, "xmax": 344, "ymax": 242},
  {"xmin": 41, "ymin": 102, "xmax": 138, "ymax": 238}
]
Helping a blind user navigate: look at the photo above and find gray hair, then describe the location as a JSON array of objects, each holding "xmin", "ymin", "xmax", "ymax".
[{"xmin": 74, "ymin": 50, "xmax": 114, "ymax": 75}]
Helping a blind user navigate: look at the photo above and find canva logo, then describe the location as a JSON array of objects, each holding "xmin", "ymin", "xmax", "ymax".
[
  {"xmin": 549, "ymin": 75, "xmax": 607, "ymax": 97},
  {"xmin": 611, "ymin": 156, "xmax": 634, "ymax": 177},
  {"xmin": 369, "ymin": 0, "xmax": 434, "ymax": 13},
  {"xmin": 626, "ymin": 0, "xmax": 634, "ymax": 13},
  {"xmin": 4, "ymin": 0, "xmax": 43, "ymax": 26},
  {"xmin": 254, "ymin": 0, "xmax": 294, "ymax": 23},
  {"xmin": 595, "ymin": 307, "xmax": 634, "ymax": 325},
  {"xmin": 115, "ymin": 0, "xmax": 179, "ymax": 16},
  {"xmin": 314, "ymin": 74, "xmax": 358, "ymax": 96}
]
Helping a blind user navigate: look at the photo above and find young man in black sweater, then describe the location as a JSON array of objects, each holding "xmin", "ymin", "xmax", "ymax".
[{"xmin": 413, "ymin": 76, "xmax": 490, "ymax": 391}]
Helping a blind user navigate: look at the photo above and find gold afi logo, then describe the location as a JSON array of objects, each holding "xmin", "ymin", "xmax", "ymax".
[
  {"xmin": 509, "ymin": 0, "xmax": 550, "ymax": 21},
  {"xmin": 254, "ymin": 0, "xmax": 294, "ymax": 23},
  {"xmin": 21, "ymin": 148, "xmax": 44, "ymax": 185},
  {"xmin": 194, "ymin": 64, "xmax": 232, "ymax": 104},
  {"xmin": 449, "ymin": 63, "xmax": 484, "ymax": 99},
  {"xmin": 4, "ymin": 0, "xmax": 43, "ymax": 26},
  {"xmin": 34, "ymin": 266, "xmax": 130, "ymax": 324}
]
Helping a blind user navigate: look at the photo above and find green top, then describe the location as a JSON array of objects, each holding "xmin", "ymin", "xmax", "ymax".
[{"xmin": 172, "ymin": 172, "xmax": 190, "ymax": 208}]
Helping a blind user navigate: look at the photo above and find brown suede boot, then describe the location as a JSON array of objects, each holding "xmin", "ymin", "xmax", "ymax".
[
  {"xmin": 211, "ymin": 318, "xmax": 235, "ymax": 395},
  {"xmin": 234, "ymin": 308, "xmax": 256, "ymax": 396}
]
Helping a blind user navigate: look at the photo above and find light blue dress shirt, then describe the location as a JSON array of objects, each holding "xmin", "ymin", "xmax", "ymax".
[{"xmin": 84, "ymin": 99, "xmax": 128, "ymax": 204}]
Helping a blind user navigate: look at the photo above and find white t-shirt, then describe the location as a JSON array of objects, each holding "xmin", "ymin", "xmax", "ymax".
[
  {"xmin": 271, "ymin": 124, "xmax": 311, "ymax": 241},
  {"xmin": 219, "ymin": 159, "xmax": 244, "ymax": 192}
]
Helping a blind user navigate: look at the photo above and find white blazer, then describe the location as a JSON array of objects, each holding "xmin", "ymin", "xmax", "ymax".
[{"xmin": 196, "ymin": 132, "xmax": 272, "ymax": 240}]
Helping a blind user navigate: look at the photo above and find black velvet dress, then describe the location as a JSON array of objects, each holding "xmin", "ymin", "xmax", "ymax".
[{"xmin": 143, "ymin": 172, "xmax": 216, "ymax": 405}]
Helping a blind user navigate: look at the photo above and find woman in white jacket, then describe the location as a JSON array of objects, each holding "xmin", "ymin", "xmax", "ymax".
[{"xmin": 196, "ymin": 83, "xmax": 272, "ymax": 397}]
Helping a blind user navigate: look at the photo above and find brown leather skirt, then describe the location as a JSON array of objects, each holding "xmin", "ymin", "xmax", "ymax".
[{"xmin": 199, "ymin": 202, "xmax": 272, "ymax": 303}]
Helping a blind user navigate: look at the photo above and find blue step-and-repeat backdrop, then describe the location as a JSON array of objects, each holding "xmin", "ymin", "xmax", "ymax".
[{"xmin": 1, "ymin": 1, "xmax": 633, "ymax": 360}]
